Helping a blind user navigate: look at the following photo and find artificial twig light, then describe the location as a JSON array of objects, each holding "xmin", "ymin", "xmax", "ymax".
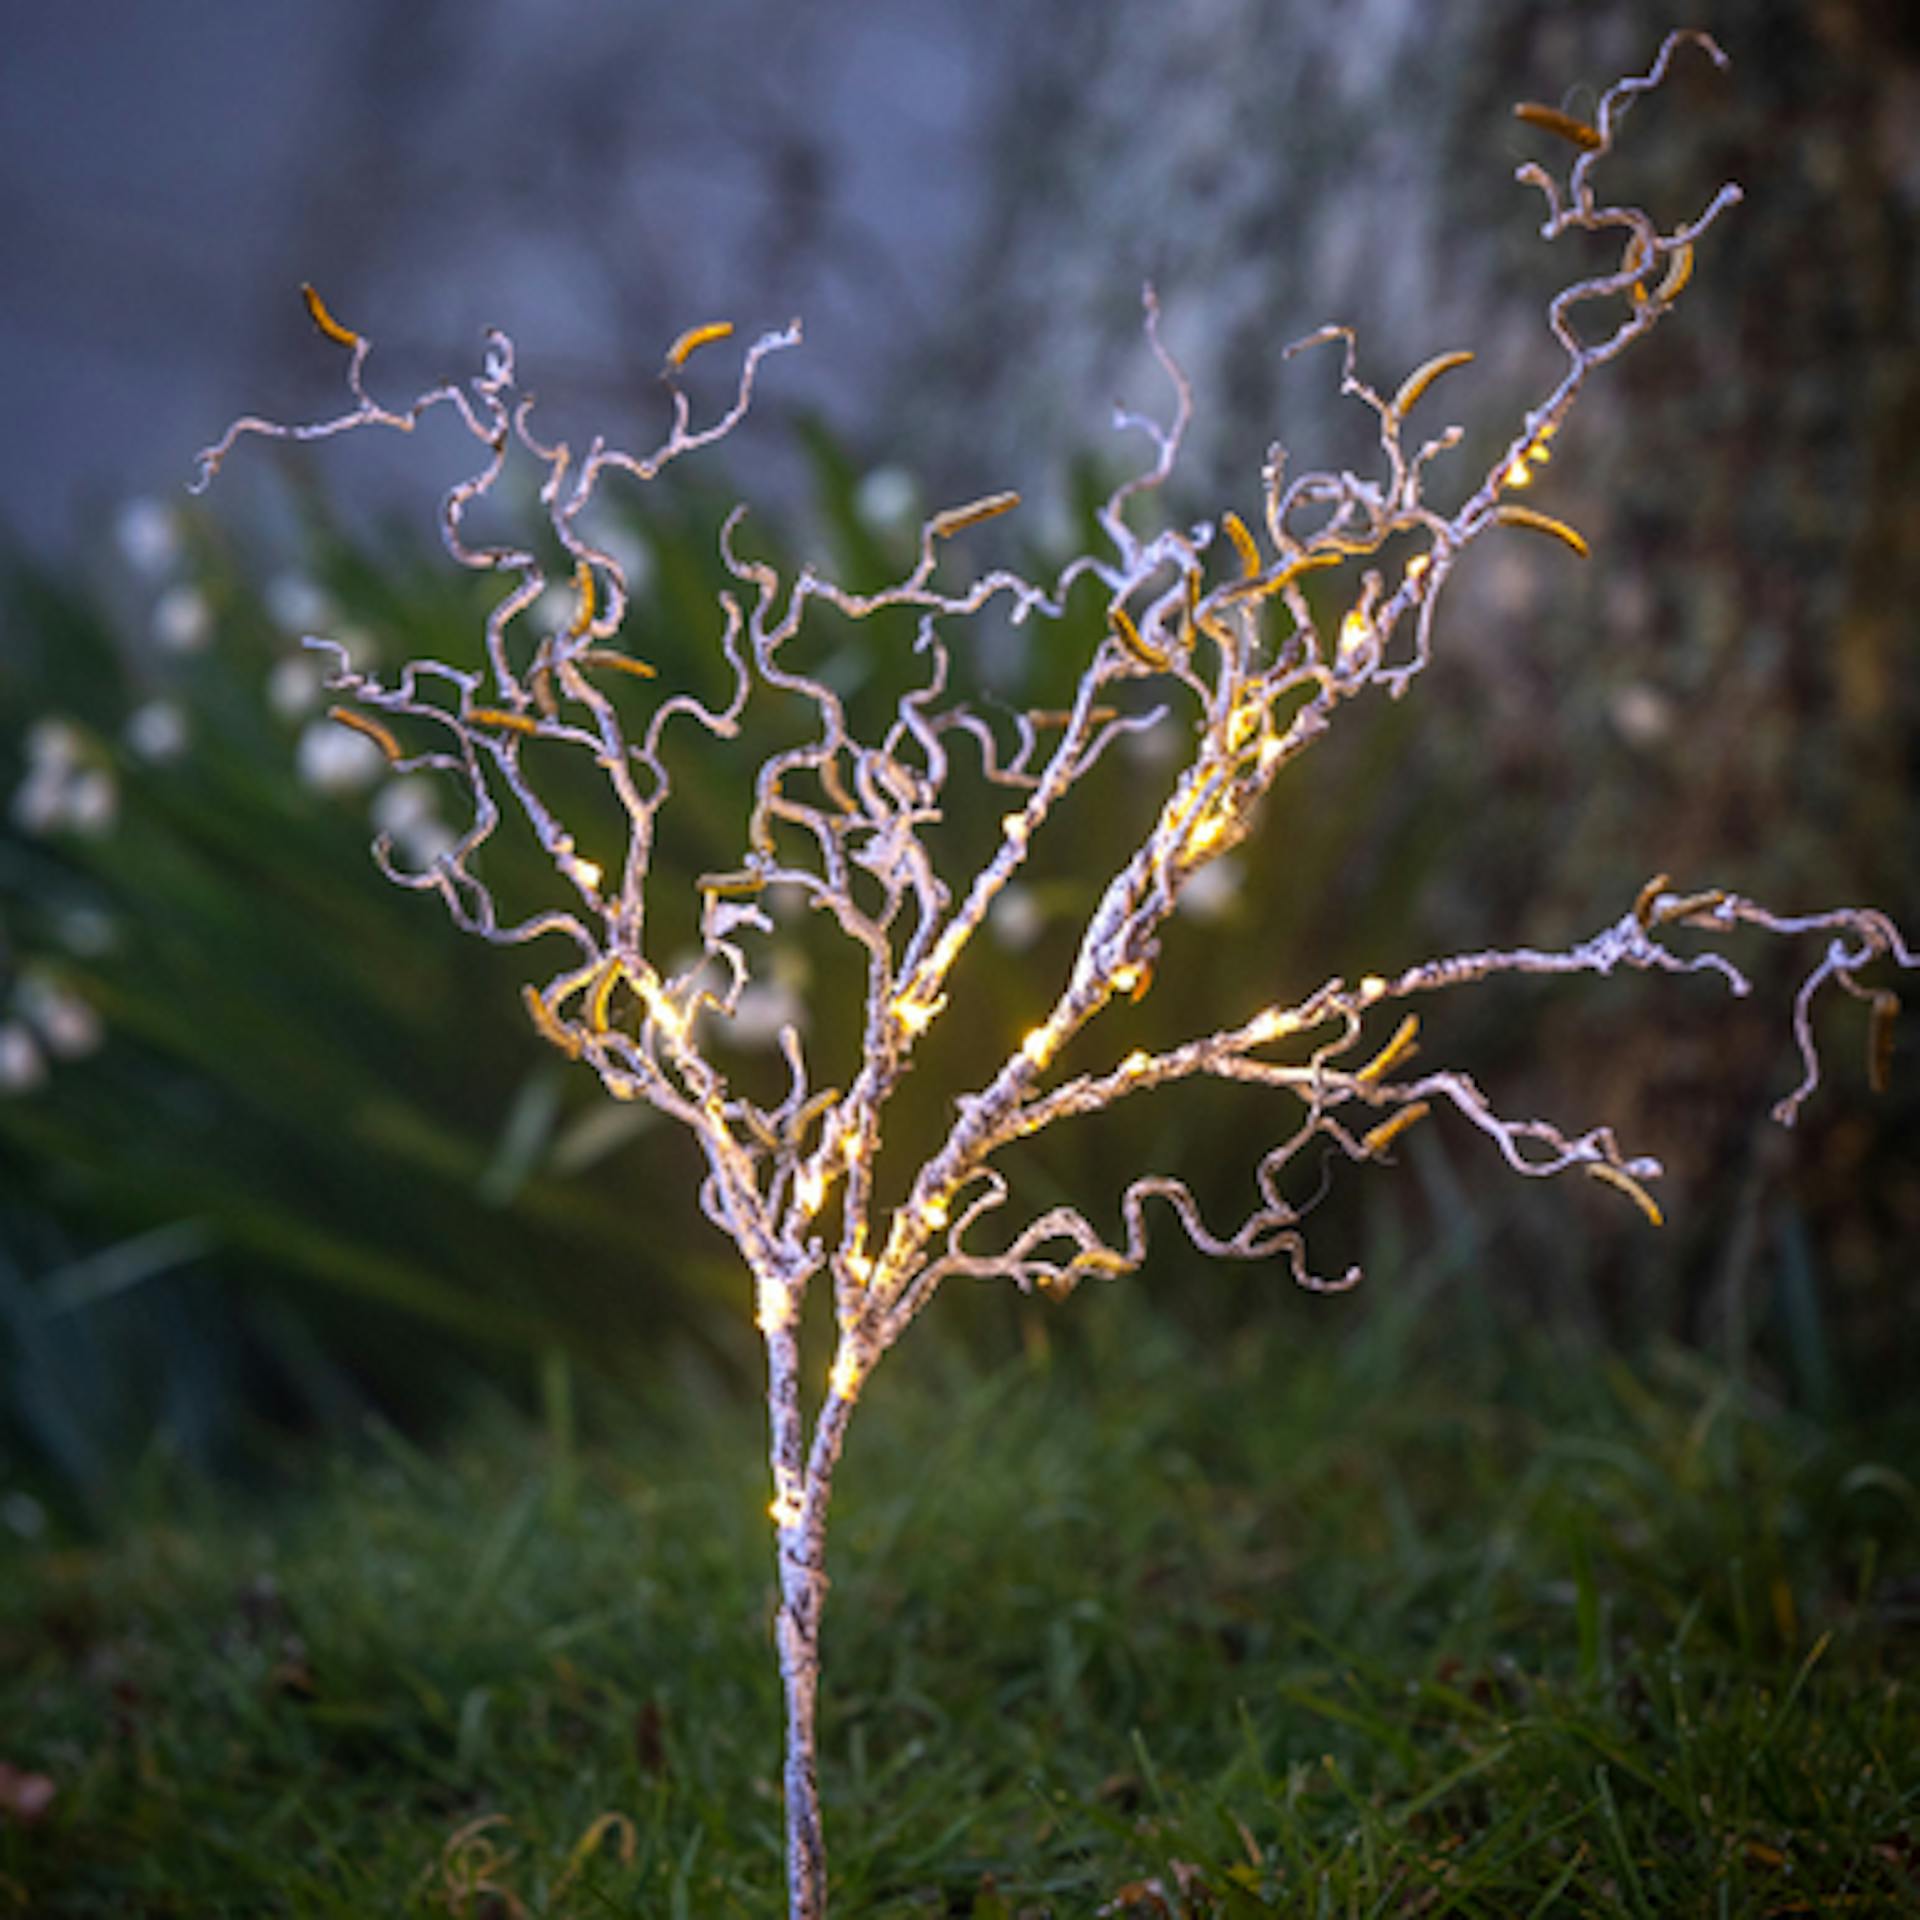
[{"xmin": 194, "ymin": 33, "xmax": 1913, "ymax": 1918}]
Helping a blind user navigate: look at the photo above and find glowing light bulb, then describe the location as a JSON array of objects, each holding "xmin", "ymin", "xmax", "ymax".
[
  {"xmin": 1188, "ymin": 811, "xmax": 1234, "ymax": 857},
  {"xmin": 893, "ymin": 995, "xmax": 939, "ymax": 1037},
  {"xmin": 768, "ymin": 1468, "xmax": 804, "ymax": 1530},
  {"xmin": 641, "ymin": 978, "xmax": 688, "ymax": 1041},
  {"xmin": 794, "ymin": 1166, "xmax": 826, "ymax": 1217},
  {"xmin": 1021, "ymin": 1025, "xmax": 1055, "ymax": 1067},
  {"xmin": 1120, "ymin": 1049, "xmax": 1151, "ymax": 1076},
  {"xmin": 566, "ymin": 854, "xmax": 604, "ymax": 892},
  {"xmin": 828, "ymin": 1350, "xmax": 865, "ymax": 1401},
  {"xmin": 1247, "ymin": 1007, "xmax": 1295, "ymax": 1044},
  {"xmin": 1000, "ymin": 813, "xmax": 1029, "ymax": 842},
  {"xmin": 755, "ymin": 1275, "xmax": 795, "ymax": 1334},
  {"xmin": 1501, "ymin": 457, "xmax": 1532, "ymax": 489},
  {"xmin": 1337, "ymin": 609, "xmax": 1372, "ymax": 667}
]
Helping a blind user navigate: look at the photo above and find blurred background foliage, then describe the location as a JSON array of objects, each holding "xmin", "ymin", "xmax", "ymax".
[
  {"xmin": 1, "ymin": 0, "xmax": 1916, "ymax": 1529},
  {"xmin": 1, "ymin": 393, "xmax": 1914, "ymax": 1527}
]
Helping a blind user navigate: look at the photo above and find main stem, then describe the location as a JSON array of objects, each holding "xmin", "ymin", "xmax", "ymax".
[{"xmin": 765, "ymin": 1309, "xmax": 861, "ymax": 1919}]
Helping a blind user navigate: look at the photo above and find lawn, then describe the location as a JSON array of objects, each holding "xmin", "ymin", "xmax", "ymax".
[{"xmin": 3, "ymin": 1275, "xmax": 1917, "ymax": 1916}]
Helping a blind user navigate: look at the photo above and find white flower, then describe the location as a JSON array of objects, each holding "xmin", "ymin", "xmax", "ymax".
[
  {"xmin": 989, "ymin": 883, "xmax": 1044, "ymax": 951},
  {"xmin": 1177, "ymin": 854, "xmax": 1243, "ymax": 923},
  {"xmin": 727, "ymin": 979, "xmax": 805, "ymax": 1049},
  {"xmin": 63, "ymin": 769, "xmax": 118, "ymax": 835},
  {"xmin": 855, "ymin": 465, "xmax": 918, "ymax": 532},
  {"xmin": 115, "ymin": 498, "xmax": 181, "ymax": 579},
  {"xmin": 10, "ymin": 775, "xmax": 62, "ymax": 835},
  {"xmin": 12, "ymin": 721, "xmax": 114, "ymax": 835},
  {"xmin": 24, "ymin": 718, "xmax": 81, "ymax": 772},
  {"xmin": 266, "ymin": 653, "xmax": 326, "ymax": 719},
  {"xmin": 265, "ymin": 573, "xmax": 333, "ymax": 634},
  {"xmin": 125, "ymin": 700, "xmax": 189, "ymax": 764},
  {"xmin": 533, "ymin": 580, "xmax": 577, "ymax": 634},
  {"xmin": 17, "ymin": 976, "xmax": 103, "ymax": 1061},
  {"xmin": 0, "ymin": 1022, "xmax": 46, "ymax": 1094},
  {"xmin": 599, "ymin": 527, "xmax": 654, "ymax": 601},
  {"xmin": 296, "ymin": 719, "xmax": 385, "ymax": 793},
  {"xmin": 152, "ymin": 583, "xmax": 213, "ymax": 654},
  {"xmin": 372, "ymin": 776, "xmax": 457, "ymax": 867}
]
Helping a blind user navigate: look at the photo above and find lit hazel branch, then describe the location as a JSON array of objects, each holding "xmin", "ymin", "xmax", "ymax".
[{"xmin": 194, "ymin": 34, "xmax": 1912, "ymax": 1920}]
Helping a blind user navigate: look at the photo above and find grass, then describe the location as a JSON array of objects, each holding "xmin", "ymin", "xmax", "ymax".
[{"xmin": 3, "ymin": 1276, "xmax": 1917, "ymax": 1917}]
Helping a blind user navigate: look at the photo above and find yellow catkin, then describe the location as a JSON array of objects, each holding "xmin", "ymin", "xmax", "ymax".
[
  {"xmin": 1109, "ymin": 605, "xmax": 1170, "ymax": 670},
  {"xmin": 300, "ymin": 282, "xmax": 361, "ymax": 349},
  {"xmin": 1868, "ymin": 990, "xmax": 1900, "ymax": 1095},
  {"xmin": 467, "ymin": 706, "xmax": 541, "ymax": 736},
  {"xmin": 1633, "ymin": 872, "xmax": 1674, "ymax": 931},
  {"xmin": 521, "ymin": 985, "xmax": 583, "ymax": 1059},
  {"xmin": 1512, "ymin": 101, "xmax": 1604, "ymax": 151},
  {"xmin": 568, "ymin": 559, "xmax": 597, "ymax": 636},
  {"xmin": 697, "ymin": 870, "xmax": 769, "ymax": 898},
  {"xmin": 578, "ymin": 648, "xmax": 658, "ymax": 680},
  {"xmin": 1356, "ymin": 1013, "xmax": 1421, "ymax": 1085},
  {"xmin": 1362, "ymin": 1101, "xmax": 1431, "ymax": 1157},
  {"xmin": 325, "ymin": 704, "xmax": 402, "ymax": 763},
  {"xmin": 529, "ymin": 664, "xmax": 558, "ymax": 718},
  {"xmin": 1219, "ymin": 547, "xmax": 1344, "ymax": 606},
  {"xmin": 664, "ymin": 320, "xmax": 734, "ymax": 368},
  {"xmin": 1220, "ymin": 510, "xmax": 1263, "ymax": 580},
  {"xmin": 1066, "ymin": 1247, "xmax": 1134, "ymax": 1280},
  {"xmin": 1587, "ymin": 1161, "xmax": 1665, "ymax": 1227},
  {"xmin": 1390, "ymin": 349, "xmax": 1475, "ymax": 420},
  {"xmin": 930, "ymin": 491, "xmax": 1021, "ymax": 539},
  {"xmin": 1644, "ymin": 241, "xmax": 1695, "ymax": 306},
  {"xmin": 587, "ymin": 957, "xmax": 625, "ymax": 1034},
  {"xmin": 1493, "ymin": 504, "xmax": 1590, "ymax": 558},
  {"xmin": 1651, "ymin": 888, "xmax": 1727, "ymax": 928}
]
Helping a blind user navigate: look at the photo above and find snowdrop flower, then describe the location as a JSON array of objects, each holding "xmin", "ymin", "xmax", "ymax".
[
  {"xmin": 599, "ymin": 526, "xmax": 653, "ymax": 600},
  {"xmin": 728, "ymin": 978, "xmax": 806, "ymax": 1049},
  {"xmin": 265, "ymin": 573, "xmax": 333, "ymax": 634},
  {"xmin": 989, "ymin": 883, "xmax": 1044, "ymax": 952},
  {"xmin": 115, "ymin": 498, "xmax": 181, "ymax": 579},
  {"xmin": 63, "ymin": 770, "xmax": 118, "ymax": 835},
  {"xmin": 533, "ymin": 580, "xmax": 577, "ymax": 634},
  {"xmin": 11, "ymin": 722, "xmax": 116, "ymax": 836},
  {"xmin": 152, "ymin": 583, "xmax": 212, "ymax": 654},
  {"xmin": 17, "ymin": 975, "xmax": 103, "ymax": 1061},
  {"xmin": 125, "ymin": 700, "xmax": 189, "ymax": 764},
  {"xmin": 0, "ymin": 1022, "xmax": 46, "ymax": 1094},
  {"xmin": 266, "ymin": 653, "xmax": 326, "ymax": 719},
  {"xmin": 1177, "ymin": 854, "xmax": 1243, "ymax": 923},
  {"xmin": 296, "ymin": 718, "xmax": 385, "ymax": 793},
  {"xmin": 372, "ymin": 777, "xmax": 457, "ymax": 867},
  {"xmin": 854, "ymin": 465, "xmax": 917, "ymax": 532}
]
